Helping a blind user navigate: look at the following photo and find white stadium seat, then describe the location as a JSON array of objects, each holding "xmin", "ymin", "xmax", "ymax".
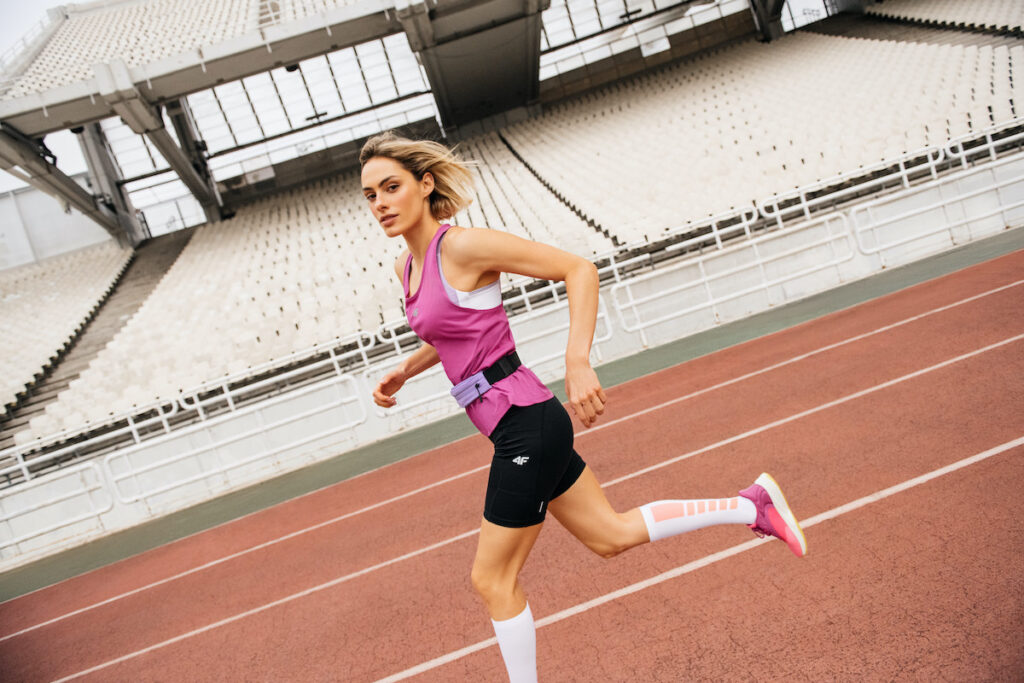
[
  {"xmin": 503, "ymin": 32, "xmax": 1020, "ymax": 244},
  {"xmin": 1, "ymin": 242, "xmax": 132, "ymax": 411},
  {"xmin": 867, "ymin": 0, "xmax": 1024, "ymax": 33}
]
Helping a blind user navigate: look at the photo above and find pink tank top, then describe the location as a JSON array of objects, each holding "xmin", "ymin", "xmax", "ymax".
[{"xmin": 403, "ymin": 224, "xmax": 554, "ymax": 436}]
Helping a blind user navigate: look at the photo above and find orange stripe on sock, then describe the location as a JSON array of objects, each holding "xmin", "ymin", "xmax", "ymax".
[
  {"xmin": 697, "ymin": 501, "xmax": 706, "ymax": 514},
  {"xmin": 729, "ymin": 498, "xmax": 738, "ymax": 510},
  {"xmin": 686, "ymin": 501, "xmax": 696, "ymax": 516},
  {"xmin": 651, "ymin": 502, "xmax": 689, "ymax": 522}
]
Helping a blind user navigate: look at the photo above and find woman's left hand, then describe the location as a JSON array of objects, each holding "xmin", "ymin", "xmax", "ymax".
[{"xmin": 565, "ymin": 361, "xmax": 607, "ymax": 429}]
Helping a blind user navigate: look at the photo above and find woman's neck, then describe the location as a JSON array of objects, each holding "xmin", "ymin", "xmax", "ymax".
[{"xmin": 404, "ymin": 218, "xmax": 444, "ymax": 263}]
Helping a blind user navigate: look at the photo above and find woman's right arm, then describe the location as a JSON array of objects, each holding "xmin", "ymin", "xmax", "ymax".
[
  {"xmin": 373, "ymin": 253, "xmax": 442, "ymax": 408},
  {"xmin": 372, "ymin": 342, "xmax": 440, "ymax": 408}
]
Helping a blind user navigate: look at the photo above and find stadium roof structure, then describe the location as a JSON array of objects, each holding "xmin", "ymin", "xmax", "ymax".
[{"xmin": 0, "ymin": 0, "xmax": 804, "ymax": 244}]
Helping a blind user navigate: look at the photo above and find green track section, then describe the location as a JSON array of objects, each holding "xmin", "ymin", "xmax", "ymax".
[{"xmin": 2, "ymin": 228, "xmax": 1021, "ymax": 602}]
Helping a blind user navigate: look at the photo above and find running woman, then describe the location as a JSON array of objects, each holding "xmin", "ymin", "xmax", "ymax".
[{"xmin": 362, "ymin": 131, "xmax": 807, "ymax": 682}]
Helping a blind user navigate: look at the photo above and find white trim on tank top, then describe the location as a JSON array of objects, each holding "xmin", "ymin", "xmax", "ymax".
[{"xmin": 436, "ymin": 230, "xmax": 502, "ymax": 310}]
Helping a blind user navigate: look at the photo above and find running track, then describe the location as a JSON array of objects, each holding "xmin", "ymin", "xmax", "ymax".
[{"xmin": 1, "ymin": 250, "xmax": 1022, "ymax": 681}]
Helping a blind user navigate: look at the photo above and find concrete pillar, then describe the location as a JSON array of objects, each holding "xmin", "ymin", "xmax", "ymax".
[{"xmin": 76, "ymin": 122, "xmax": 147, "ymax": 246}]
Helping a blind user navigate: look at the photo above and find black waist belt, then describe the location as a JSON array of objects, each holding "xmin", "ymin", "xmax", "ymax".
[
  {"xmin": 483, "ymin": 350, "xmax": 521, "ymax": 384},
  {"xmin": 450, "ymin": 350, "xmax": 522, "ymax": 407}
]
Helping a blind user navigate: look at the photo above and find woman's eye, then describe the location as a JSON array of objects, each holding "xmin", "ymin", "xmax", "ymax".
[{"xmin": 388, "ymin": 184, "xmax": 398, "ymax": 191}]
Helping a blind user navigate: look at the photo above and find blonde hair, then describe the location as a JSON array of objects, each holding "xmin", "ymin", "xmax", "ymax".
[{"xmin": 359, "ymin": 131, "xmax": 475, "ymax": 220}]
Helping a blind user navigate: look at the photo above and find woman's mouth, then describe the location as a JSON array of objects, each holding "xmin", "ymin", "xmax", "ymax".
[{"xmin": 380, "ymin": 214, "xmax": 398, "ymax": 227}]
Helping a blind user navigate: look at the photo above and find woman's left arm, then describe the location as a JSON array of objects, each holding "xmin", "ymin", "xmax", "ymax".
[{"xmin": 445, "ymin": 227, "xmax": 608, "ymax": 428}]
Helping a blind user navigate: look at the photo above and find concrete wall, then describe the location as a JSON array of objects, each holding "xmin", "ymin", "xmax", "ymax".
[{"xmin": 0, "ymin": 175, "xmax": 112, "ymax": 271}]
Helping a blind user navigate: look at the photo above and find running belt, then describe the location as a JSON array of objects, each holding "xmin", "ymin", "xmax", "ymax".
[{"xmin": 450, "ymin": 350, "xmax": 521, "ymax": 407}]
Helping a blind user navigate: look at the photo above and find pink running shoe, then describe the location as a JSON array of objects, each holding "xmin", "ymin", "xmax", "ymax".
[{"xmin": 739, "ymin": 473, "xmax": 808, "ymax": 557}]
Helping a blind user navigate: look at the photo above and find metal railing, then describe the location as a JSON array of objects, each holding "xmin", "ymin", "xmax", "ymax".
[
  {"xmin": 851, "ymin": 154, "xmax": 1024, "ymax": 265},
  {"xmin": 2, "ymin": 116, "xmax": 1023, "ymax": 488},
  {"xmin": 104, "ymin": 372, "xmax": 365, "ymax": 505},
  {"xmin": 0, "ymin": 462, "xmax": 112, "ymax": 553},
  {"xmin": 610, "ymin": 212, "xmax": 854, "ymax": 347}
]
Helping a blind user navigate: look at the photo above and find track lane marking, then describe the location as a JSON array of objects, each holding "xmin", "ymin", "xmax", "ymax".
[
  {"xmin": 43, "ymin": 336, "xmax": 1024, "ymax": 682},
  {"xmin": 378, "ymin": 436, "xmax": 1024, "ymax": 682}
]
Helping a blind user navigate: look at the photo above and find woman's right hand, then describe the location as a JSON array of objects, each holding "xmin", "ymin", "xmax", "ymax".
[{"xmin": 373, "ymin": 367, "xmax": 407, "ymax": 408}]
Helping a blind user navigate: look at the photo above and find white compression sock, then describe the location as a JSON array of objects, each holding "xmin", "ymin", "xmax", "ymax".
[
  {"xmin": 639, "ymin": 497, "xmax": 756, "ymax": 542},
  {"xmin": 491, "ymin": 602, "xmax": 538, "ymax": 683}
]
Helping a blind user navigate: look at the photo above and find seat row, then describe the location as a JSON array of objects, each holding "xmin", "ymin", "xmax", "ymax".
[
  {"xmin": 867, "ymin": 0, "xmax": 1024, "ymax": 33},
  {"xmin": 1, "ymin": 242, "xmax": 132, "ymax": 410},
  {"xmin": 14, "ymin": 131, "xmax": 611, "ymax": 446},
  {"xmin": 503, "ymin": 33, "xmax": 1022, "ymax": 244}
]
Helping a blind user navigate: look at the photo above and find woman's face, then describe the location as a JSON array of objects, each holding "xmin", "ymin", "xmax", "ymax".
[{"xmin": 360, "ymin": 156, "xmax": 433, "ymax": 238}]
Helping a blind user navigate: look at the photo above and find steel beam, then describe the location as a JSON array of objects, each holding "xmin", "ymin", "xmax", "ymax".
[
  {"xmin": 95, "ymin": 60, "xmax": 222, "ymax": 222},
  {"xmin": 0, "ymin": 122, "xmax": 123, "ymax": 241},
  {"xmin": 77, "ymin": 122, "xmax": 147, "ymax": 244},
  {"xmin": 749, "ymin": 0, "xmax": 785, "ymax": 41}
]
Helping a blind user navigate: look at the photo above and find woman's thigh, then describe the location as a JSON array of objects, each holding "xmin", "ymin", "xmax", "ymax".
[
  {"xmin": 472, "ymin": 517, "xmax": 544, "ymax": 583},
  {"xmin": 547, "ymin": 467, "xmax": 648, "ymax": 555}
]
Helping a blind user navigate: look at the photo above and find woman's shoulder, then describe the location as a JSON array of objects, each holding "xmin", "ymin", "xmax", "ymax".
[
  {"xmin": 441, "ymin": 224, "xmax": 495, "ymax": 249},
  {"xmin": 392, "ymin": 249, "xmax": 411, "ymax": 280}
]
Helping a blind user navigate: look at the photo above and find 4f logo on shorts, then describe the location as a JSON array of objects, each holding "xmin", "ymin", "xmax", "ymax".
[{"xmin": 512, "ymin": 456, "xmax": 529, "ymax": 466}]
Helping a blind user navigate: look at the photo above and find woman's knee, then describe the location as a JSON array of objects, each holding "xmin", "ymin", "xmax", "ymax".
[
  {"xmin": 587, "ymin": 538, "xmax": 629, "ymax": 559},
  {"xmin": 471, "ymin": 563, "xmax": 515, "ymax": 602},
  {"xmin": 584, "ymin": 513, "xmax": 645, "ymax": 559}
]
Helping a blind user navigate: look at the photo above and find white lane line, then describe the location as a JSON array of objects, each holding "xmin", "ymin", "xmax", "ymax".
[
  {"xmin": 0, "ymin": 465, "xmax": 489, "ymax": 642},
  {"xmin": 49, "ymin": 529, "xmax": 481, "ymax": 683},
  {"xmin": 44, "ymin": 338, "xmax": 1024, "ymax": 682},
  {"xmin": 603, "ymin": 332, "xmax": 1024, "ymax": 486},
  {"xmin": 584, "ymin": 279, "xmax": 1023, "ymax": 437},
  {"xmin": 377, "ymin": 436, "xmax": 1024, "ymax": 682},
  {"xmin": 5, "ymin": 280, "xmax": 1019, "ymax": 638}
]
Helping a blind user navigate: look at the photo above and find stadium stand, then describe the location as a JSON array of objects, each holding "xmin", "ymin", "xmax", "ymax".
[
  {"xmin": 806, "ymin": 12, "xmax": 1023, "ymax": 47},
  {"xmin": 2, "ymin": 0, "xmax": 252, "ymax": 99},
  {"xmin": 0, "ymin": 242, "xmax": 132, "ymax": 414},
  {"xmin": 0, "ymin": 0, "xmax": 367, "ymax": 99},
  {"xmin": 8, "ymin": 20, "xmax": 1024, "ymax": 448},
  {"xmin": 453, "ymin": 132, "xmax": 618, "ymax": 256},
  {"xmin": 11, "ymin": 155, "xmax": 613, "ymax": 446},
  {"xmin": 867, "ymin": 0, "xmax": 1024, "ymax": 35},
  {"xmin": 0, "ymin": 230, "xmax": 194, "ymax": 453},
  {"xmin": 502, "ymin": 30, "xmax": 1023, "ymax": 244}
]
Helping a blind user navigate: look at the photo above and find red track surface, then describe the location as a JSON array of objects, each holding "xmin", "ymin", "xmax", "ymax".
[{"xmin": 1, "ymin": 251, "xmax": 1022, "ymax": 681}]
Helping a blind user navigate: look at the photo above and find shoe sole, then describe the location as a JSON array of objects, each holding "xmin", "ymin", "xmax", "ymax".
[{"xmin": 755, "ymin": 472, "xmax": 808, "ymax": 557}]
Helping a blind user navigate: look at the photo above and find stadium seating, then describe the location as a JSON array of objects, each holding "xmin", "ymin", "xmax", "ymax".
[
  {"xmin": 503, "ymin": 32, "xmax": 1022, "ymax": 244},
  {"xmin": 1, "ymin": 0, "xmax": 362, "ymax": 99},
  {"xmin": 13, "ymin": 147, "xmax": 611, "ymax": 445},
  {"xmin": 453, "ymin": 132, "xmax": 616, "ymax": 257},
  {"xmin": 0, "ymin": 242, "xmax": 132, "ymax": 412},
  {"xmin": 8, "ymin": 18, "xmax": 1023, "ymax": 448},
  {"xmin": 867, "ymin": 0, "xmax": 1024, "ymax": 34}
]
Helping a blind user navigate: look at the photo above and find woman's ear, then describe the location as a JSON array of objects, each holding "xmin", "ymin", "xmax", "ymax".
[{"xmin": 421, "ymin": 171, "xmax": 435, "ymax": 197}]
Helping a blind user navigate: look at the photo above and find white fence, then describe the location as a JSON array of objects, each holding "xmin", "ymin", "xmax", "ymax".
[
  {"xmin": 611, "ymin": 213, "xmax": 856, "ymax": 348},
  {"xmin": 1, "ymin": 143, "xmax": 1023, "ymax": 569},
  {"xmin": 851, "ymin": 154, "xmax": 1024, "ymax": 267}
]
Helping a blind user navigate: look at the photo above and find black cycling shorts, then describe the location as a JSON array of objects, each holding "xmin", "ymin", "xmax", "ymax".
[{"xmin": 483, "ymin": 396, "xmax": 587, "ymax": 528}]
